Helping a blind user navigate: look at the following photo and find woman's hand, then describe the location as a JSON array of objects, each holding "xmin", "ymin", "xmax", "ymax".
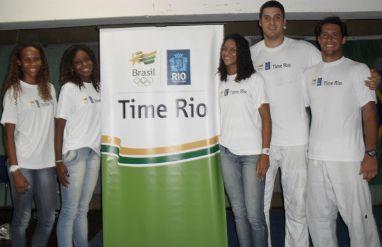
[
  {"xmin": 256, "ymin": 154, "xmax": 269, "ymax": 181},
  {"xmin": 12, "ymin": 170, "xmax": 29, "ymax": 193},
  {"xmin": 56, "ymin": 162, "xmax": 70, "ymax": 187}
]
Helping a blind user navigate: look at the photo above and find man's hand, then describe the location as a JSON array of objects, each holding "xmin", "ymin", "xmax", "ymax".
[
  {"xmin": 360, "ymin": 154, "xmax": 378, "ymax": 181},
  {"xmin": 56, "ymin": 162, "xmax": 70, "ymax": 187},
  {"xmin": 12, "ymin": 170, "xmax": 29, "ymax": 193},
  {"xmin": 256, "ymin": 154, "xmax": 269, "ymax": 181}
]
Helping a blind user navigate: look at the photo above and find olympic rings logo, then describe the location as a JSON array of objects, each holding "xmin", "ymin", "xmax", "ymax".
[{"xmin": 133, "ymin": 77, "xmax": 153, "ymax": 87}]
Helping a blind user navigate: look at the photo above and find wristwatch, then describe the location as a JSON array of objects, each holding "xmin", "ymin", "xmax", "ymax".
[
  {"xmin": 262, "ymin": 148, "xmax": 270, "ymax": 156},
  {"xmin": 9, "ymin": 165, "xmax": 20, "ymax": 173},
  {"xmin": 366, "ymin": 149, "xmax": 377, "ymax": 158}
]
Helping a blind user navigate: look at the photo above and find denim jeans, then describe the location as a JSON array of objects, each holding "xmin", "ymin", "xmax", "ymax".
[
  {"xmin": 57, "ymin": 147, "xmax": 100, "ymax": 247},
  {"xmin": 219, "ymin": 145, "xmax": 268, "ymax": 247},
  {"xmin": 9, "ymin": 167, "xmax": 57, "ymax": 247}
]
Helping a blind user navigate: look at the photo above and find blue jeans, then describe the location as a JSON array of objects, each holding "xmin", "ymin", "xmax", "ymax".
[
  {"xmin": 9, "ymin": 167, "xmax": 57, "ymax": 247},
  {"xmin": 57, "ymin": 147, "xmax": 100, "ymax": 247},
  {"xmin": 219, "ymin": 145, "xmax": 268, "ymax": 247}
]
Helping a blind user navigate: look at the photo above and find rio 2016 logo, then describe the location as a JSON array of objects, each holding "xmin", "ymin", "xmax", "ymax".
[{"xmin": 167, "ymin": 50, "xmax": 191, "ymax": 85}]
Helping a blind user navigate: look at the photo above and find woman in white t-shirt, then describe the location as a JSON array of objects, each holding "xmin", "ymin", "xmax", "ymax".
[
  {"xmin": 218, "ymin": 34, "xmax": 271, "ymax": 247},
  {"xmin": 1, "ymin": 43, "xmax": 57, "ymax": 247},
  {"xmin": 55, "ymin": 45, "xmax": 101, "ymax": 247}
]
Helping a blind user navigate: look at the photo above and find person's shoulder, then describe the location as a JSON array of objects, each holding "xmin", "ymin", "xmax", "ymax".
[
  {"xmin": 288, "ymin": 37, "xmax": 318, "ymax": 51},
  {"xmin": 61, "ymin": 82, "xmax": 78, "ymax": 90},
  {"xmin": 342, "ymin": 57, "xmax": 369, "ymax": 73},
  {"xmin": 59, "ymin": 82, "xmax": 81, "ymax": 96},
  {"xmin": 4, "ymin": 85, "xmax": 15, "ymax": 95},
  {"xmin": 343, "ymin": 57, "xmax": 366, "ymax": 67},
  {"xmin": 48, "ymin": 82, "xmax": 56, "ymax": 92},
  {"xmin": 3, "ymin": 86, "xmax": 15, "ymax": 102},
  {"xmin": 250, "ymin": 40, "xmax": 264, "ymax": 53},
  {"xmin": 304, "ymin": 60, "xmax": 323, "ymax": 75},
  {"xmin": 246, "ymin": 72, "xmax": 266, "ymax": 87},
  {"xmin": 344, "ymin": 57, "xmax": 370, "ymax": 78}
]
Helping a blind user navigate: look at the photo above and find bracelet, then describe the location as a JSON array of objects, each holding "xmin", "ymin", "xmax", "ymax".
[
  {"xmin": 261, "ymin": 148, "xmax": 270, "ymax": 155},
  {"xmin": 9, "ymin": 165, "xmax": 20, "ymax": 173},
  {"xmin": 55, "ymin": 160, "xmax": 63, "ymax": 163}
]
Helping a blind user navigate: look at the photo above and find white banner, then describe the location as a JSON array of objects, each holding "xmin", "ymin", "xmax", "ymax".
[{"xmin": 100, "ymin": 25, "xmax": 223, "ymax": 166}]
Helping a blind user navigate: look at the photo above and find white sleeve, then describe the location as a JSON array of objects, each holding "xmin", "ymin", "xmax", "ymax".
[
  {"xmin": 301, "ymin": 71, "xmax": 310, "ymax": 107},
  {"xmin": 352, "ymin": 64, "xmax": 376, "ymax": 107},
  {"xmin": 305, "ymin": 42, "xmax": 322, "ymax": 67},
  {"xmin": 56, "ymin": 83, "xmax": 76, "ymax": 120},
  {"xmin": 252, "ymin": 74, "xmax": 269, "ymax": 109},
  {"xmin": 1, "ymin": 89, "xmax": 18, "ymax": 125}
]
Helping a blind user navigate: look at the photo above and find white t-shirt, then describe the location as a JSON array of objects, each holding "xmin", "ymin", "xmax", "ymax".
[
  {"xmin": 251, "ymin": 37, "xmax": 321, "ymax": 146},
  {"xmin": 56, "ymin": 82, "xmax": 101, "ymax": 155},
  {"xmin": 302, "ymin": 57, "xmax": 376, "ymax": 162},
  {"xmin": 1, "ymin": 81, "xmax": 56, "ymax": 169},
  {"xmin": 219, "ymin": 73, "xmax": 269, "ymax": 155}
]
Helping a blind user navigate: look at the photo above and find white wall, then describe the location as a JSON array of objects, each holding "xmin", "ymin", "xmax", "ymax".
[{"xmin": 1, "ymin": 0, "xmax": 382, "ymax": 29}]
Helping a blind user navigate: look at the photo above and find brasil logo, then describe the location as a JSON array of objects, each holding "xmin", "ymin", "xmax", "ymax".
[{"xmin": 130, "ymin": 51, "xmax": 157, "ymax": 65}]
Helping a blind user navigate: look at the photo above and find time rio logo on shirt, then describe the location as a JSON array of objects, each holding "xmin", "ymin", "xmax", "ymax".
[
  {"xmin": 89, "ymin": 96, "xmax": 101, "ymax": 103},
  {"xmin": 83, "ymin": 96, "xmax": 100, "ymax": 104},
  {"xmin": 313, "ymin": 77, "xmax": 342, "ymax": 87},
  {"xmin": 29, "ymin": 99, "xmax": 52, "ymax": 108},
  {"xmin": 265, "ymin": 62, "xmax": 271, "ymax": 70},
  {"xmin": 222, "ymin": 89, "xmax": 248, "ymax": 96},
  {"xmin": 256, "ymin": 61, "xmax": 291, "ymax": 71}
]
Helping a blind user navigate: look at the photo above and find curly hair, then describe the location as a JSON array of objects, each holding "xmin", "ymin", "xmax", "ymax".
[
  {"xmin": 59, "ymin": 45, "xmax": 100, "ymax": 92},
  {"xmin": 218, "ymin": 33, "xmax": 255, "ymax": 82},
  {"xmin": 2, "ymin": 43, "xmax": 52, "ymax": 101}
]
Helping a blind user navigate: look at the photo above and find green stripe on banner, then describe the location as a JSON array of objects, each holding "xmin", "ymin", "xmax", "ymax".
[
  {"xmin": 102, "ymin": 153, "xmax": 227, "ymax": 247},
  {"xmin": 101, "ymin": 144, "xmax": 220, "ymax": 165}
]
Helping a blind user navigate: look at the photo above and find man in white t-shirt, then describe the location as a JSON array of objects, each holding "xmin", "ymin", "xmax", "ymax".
[
  {"xmin": 251, "ymin": 1, "xmax": 380, "ymax": 246},
  {"xmin": 250, "ymin": 2, "xmax": 320, "ymax": 246},
  {"xmin": 303, "ymin": 16, "xmax": 381, "ymax": 247}
]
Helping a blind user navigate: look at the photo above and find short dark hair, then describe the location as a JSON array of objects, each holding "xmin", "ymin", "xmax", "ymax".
[
  {"xmin": 218, "ymin": 33, "xmax": 255, "ymax": 82},
  {"xmin": 315, "ymin": 16, "xmax": 348, "ymax": 39},
  {"xmin": 260, "ymin": 1, "xmax": 285, "ymax": 19}
]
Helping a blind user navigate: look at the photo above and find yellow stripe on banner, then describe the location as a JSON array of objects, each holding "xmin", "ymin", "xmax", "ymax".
[
  {"xmin": 102, "ymin": 136, "xmax": 121, "ymax": 146},
  {"xmin": 101, "ymin": 135, "xmax": 219, "ymax": 155}
]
